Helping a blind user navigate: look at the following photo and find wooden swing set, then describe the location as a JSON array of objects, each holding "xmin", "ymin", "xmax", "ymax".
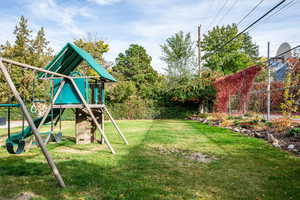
[{"xmin": 0, "ymin": 43, "xmax": 128, "ymax": 188}]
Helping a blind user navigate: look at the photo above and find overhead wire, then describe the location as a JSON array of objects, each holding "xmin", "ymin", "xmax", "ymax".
[
  {"xmin": 237, "ymin": 0, "xmax": 265, "ymax": 26},
  {"xmin": 217, "ymin": 0, "xmax": 287, "ymax": 51},
  {"xmin": 247, "ymin": 0, "xmax": 297, "ymax": 32},
  {"xmin": 217, "ymin": 0, "xmax": 240, "ymax": 25},
  {"xmin": 205, "ymin": 0, "xmax": 230, "ymax": 33}
]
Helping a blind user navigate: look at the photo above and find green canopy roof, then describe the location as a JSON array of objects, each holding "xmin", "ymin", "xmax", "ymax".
[{"xmin": 39, "ymin": 43, "xmax": 116, "ymax": 82}]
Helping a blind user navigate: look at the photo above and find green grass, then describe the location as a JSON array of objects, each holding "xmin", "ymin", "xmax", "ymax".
[{"xmin": 0, "ymin": 120, "xmax": 299, "ymax": 200}]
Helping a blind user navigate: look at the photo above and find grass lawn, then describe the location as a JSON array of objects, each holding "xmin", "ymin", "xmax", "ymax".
[{"xmin": 0, "ymin": 120, "xmax": 299, "ymax": 200}]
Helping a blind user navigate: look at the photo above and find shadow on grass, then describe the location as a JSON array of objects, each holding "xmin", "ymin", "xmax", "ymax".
[
  {"xmin": 0, "ymin": 120, "xmax": 299, "ymax": 200},
  {"xmin": 0, "ymin": 121, "xmax": 198, "ymax": 199}
]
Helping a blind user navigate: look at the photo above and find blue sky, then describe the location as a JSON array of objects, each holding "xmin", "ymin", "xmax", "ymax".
[{"xmin": 1, "ymin": 0, "xmax": 300, "ymax": 72}]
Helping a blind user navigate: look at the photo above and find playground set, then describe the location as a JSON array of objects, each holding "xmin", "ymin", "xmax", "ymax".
[{"xmin": 0, "ymin": 43, "xmax": 128, "ymax": 187}]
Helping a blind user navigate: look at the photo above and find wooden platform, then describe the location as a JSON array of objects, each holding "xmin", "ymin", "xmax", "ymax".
[{"xmin": 52, "ymin": 104, "xmax": 105, "ymax": 109}]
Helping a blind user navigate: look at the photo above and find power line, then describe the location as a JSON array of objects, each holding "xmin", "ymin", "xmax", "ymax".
[
  {"xmin": 205, "ymin": 0, "xmax": 230, "ymax": 33},
  {"xmin": 271, "ymin": 44, "xmax": 300, "ymax": 60},
  {"xmin": 218, "ymin": 0, "xmax": 287, "ymax": 50},
  {"xmin": 237, "ymin": 0, "xmax": 265, "ymax": 26},
  {"xmin": 217, "ymin": 0, "xmax": 240, "ymax": 25},
  {"xmin": 247, "ymin": 0, "xmax": 297, "ymax": 32}
]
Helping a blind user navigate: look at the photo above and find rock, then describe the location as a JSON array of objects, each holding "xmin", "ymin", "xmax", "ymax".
[
  {"xmin": 233, "ymin": 128, "xmax": 240, "ymax": 132},
  {"xmin": 15, "ymin": 192, "xmax": 36, "ymax": 200},
  {"xmin": 203, "ymin": 119, "xmax": 208, "ymax": 123},
  {"xmin": 272, "ymin": 143, "xmax": 281, "ymax": 148},
  {"xmin": 288, "ymin": 144, "xmax": 295, "ymax": 150},
  {"xmin": 267, "ymin": 134, "xmax": 280, "ymax": 147},
  {"xmin": 254, "ymin": 132, "xmax": 264, "ymax": 138},
  {"xmin": 267, "ymin": 133, "xmax": 277, "ymax": 143}
]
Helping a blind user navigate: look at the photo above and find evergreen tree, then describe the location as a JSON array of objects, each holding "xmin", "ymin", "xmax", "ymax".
[
  {"xmin": 112, "ymin": 44, "xmax": 162, "ymax": 99},
  {"xmin": 31, "ymin": 27, "xmax": 53, "ymax": 67},
  {"xmin": 0, "ymin": 16, "xmax": 53, "ymax": 102}
]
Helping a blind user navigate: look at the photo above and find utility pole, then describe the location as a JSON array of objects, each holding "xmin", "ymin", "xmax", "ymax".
[
  {"xmin": 198, "ymin": 25, "xmax": 202, "ymax": 77},
  {"xmin": 267, "ymin": 42, "xmax": 271, "ymax": 120},
  {"xmin": 198, "ymin": 25, "xmax": 204, "ymax": 113}
]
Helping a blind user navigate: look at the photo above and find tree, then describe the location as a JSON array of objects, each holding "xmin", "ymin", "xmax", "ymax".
[
  {"xmin": 0, "ymin": 16, "xmax": 53, "ymax": 102},
  {"xmin": 31, "ymin": 27, "xmax": 53, "ymax": 67},
  {"xmin": 74, "ymin": 37, "xmax": 109, "ymax": 76},
  {"xmin": 113, "ymin": 44, "xmax": 161, "ymax": 99},
  {"xmin": 160, "ymin": 31, "xmax": 196, "ymax": 84},
  {"xmin": 202, "ymin": 24, "xmax": 258, "ymax": 74}
]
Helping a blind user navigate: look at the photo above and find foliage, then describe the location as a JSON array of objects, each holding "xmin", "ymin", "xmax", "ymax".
[
  {"xmin": 213, "ymin": 66, "xmax": 261, "ymax": 113},
  {"xmin": 0, "ymin": 16, "xmax": 53, "ymax": 103},
  {"xmin": 112, "ymin": 44, "xmax": 162, "ymax": 99},
  {"xmin": 249, "ymin": 81, "xmax": 284, "ymax": 112},
  {"xmin": 160, "ymin": 31, "xmax": 196, "ymax": 84},
  {"xmin": 107, "ymin": 81, "xmax": 137, "ymax": 103},
  {"xmin": 202, "ymin": 24, "xmax": 258, "ymax": 74},
  {"xmin": 74, "ymin": 38, "xmax": 109, "ymax": 76},
  {"xmin": 220, "ymin": 119, "xmax": 234, "ymax": 127},
  {"xmin": 270, "ymin": 118, "xmax": 292, "ymax": 133},
  {"xmin": 287, "ymin": 127, "xmax": 300, "ymax": 137},
  {"xmin": 280, "ymin": 60, "xmax": 300, "ymax": 116},
  {"xmin": 1, "ymin": 120, "xmax": 300, "ymax": 200},
  {"xmin": 207, "ymin": 112, "xmax": 228, "ymax": 121}
]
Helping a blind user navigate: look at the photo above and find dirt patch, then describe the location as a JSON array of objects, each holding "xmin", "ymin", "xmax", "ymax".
[
  {"xmin": 15, "ymin": 192, "xmax": 38, "ymax": 200},
  {"xmin": 156, "ymin": 147, "xmax": 216, "ymax": 163},
  {"xmin": 56, "ymin": 146, "xmax": 104, "ymax": 154},
  {"xmin": 0, "ymin": 136, "xmax": 7, "ymax": 146}
]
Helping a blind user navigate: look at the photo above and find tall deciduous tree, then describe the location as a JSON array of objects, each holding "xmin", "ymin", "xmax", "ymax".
[
  {"xmin": 74, "ymin": 37, "xmax": 109, "ymax": 76},
  {"xmin": 202, "ymin": 24, "xmax": 258, "ymax": 74},
  {"xmin": 160, "ymin": 31, "xmax": 196, "ymax": 84}
]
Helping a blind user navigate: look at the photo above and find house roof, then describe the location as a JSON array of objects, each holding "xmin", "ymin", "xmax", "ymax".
[{"xmin": 38, "ymin": 42, "xmax": 117, "ymax": 82}]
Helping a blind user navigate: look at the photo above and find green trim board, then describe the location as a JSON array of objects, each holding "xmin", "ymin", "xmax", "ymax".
[
  {"xmin": 38, "ymin": 43, "xmax": 117, "ymax": 82},
  {"xmin": 53, "ymin": 78, "xmax": 88, "ymax": 104},
  {"xmin": 0, "ymin": 104, "xmax": 21, "ymax": 107}
]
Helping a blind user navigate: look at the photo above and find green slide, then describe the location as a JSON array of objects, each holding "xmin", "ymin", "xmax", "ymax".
[{"xmin": 6, "ymin": 108, "xmax": 61, "ymax": 154}]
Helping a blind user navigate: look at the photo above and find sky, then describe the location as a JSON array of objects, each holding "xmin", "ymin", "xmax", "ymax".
[{"xmin": 1, "ymin": 0, "xmax": 300, "ymax": 73}]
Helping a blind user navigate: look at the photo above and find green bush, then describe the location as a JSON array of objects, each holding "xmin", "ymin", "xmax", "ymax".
[{"xmin": 287, "ymin": 127, "xmax": 300, "ymax": 137}]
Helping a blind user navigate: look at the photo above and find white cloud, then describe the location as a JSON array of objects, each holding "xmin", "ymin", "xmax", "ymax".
[
  {"xmin": 3, "ymin": 0, "xmax": 300, "ymax": 73},
  {"xmin": 88, "ymin": 0, "xmax": 121, "ymax": 5},
  {"xmin": 0, "ymin": 15, "xmax": 19, "ymax": 45},
  {"xmin": 26, "ymin": 0, "xmax": 90, "ymax": 38}
]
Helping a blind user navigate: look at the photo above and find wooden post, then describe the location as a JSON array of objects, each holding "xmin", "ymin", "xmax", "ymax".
[
  {"xmin": 198, "ymin": 25, "xmax": 202, "ymax": 77},
  {"xmin": 103, "ymin": 106, "xmax": 128, "ymax": 145},
  {"xmin": 68, "ymin": 78, "xmax": 116, "ymax": 154},
  {"xmin": 0, "ymin": 60, "xmax": 66, "ymax": 188},
  {"xmin": 267, "ymin": 42, "xmax": 271, "ymax": 120},
  {"xmin": 75, "ymin": 108, "xmax": 92, "ymax": 144}
]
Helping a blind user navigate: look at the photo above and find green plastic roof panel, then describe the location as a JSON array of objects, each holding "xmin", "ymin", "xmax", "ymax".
[{"xmin": 39, "ymin": 43, "xmax": 117, "ymax": 82}]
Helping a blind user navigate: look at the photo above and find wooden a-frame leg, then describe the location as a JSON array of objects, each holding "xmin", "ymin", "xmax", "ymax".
[
  {"xmin": 0, "ymin": 60, "xmax": 66, "ymax": 187},
  {"xmin": 69, "ymin": 78, "xmax": 116, "ymax": 154},
  {"xmin": 102, "ymin": 106, "xmax": 128, "ymax": 145},
  {"xmin": 26, "ymin": 80, "xmax": 66, "ymax": 151}
]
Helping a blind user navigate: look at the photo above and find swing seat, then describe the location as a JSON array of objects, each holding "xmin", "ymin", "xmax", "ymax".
[
  {"xmin": 0, "ymin": 104, "xmax": 21, "ymax": 107},
  {"xmin": 6, "ymin": 139, "xmax": 25, "ymax": 154}
]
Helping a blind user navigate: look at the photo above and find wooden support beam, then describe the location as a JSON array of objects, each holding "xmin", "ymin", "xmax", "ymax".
[
  {"xmin": 52, "ymin": 104, "xmax": 105, "ymax": 109},
  {"xmin": 27, "ymin": 80, "xmax": 66, "ymax": 151},
  {"xmin": 0, "ymin": 60, "xmax": 66, "ymax": 188},
  {"xmin": 68, "ymin": 78, "xmax": 116, "ymax": 154},
  {"xmin": 103, "ymin": 106, "xmax": 128, "ymax": 145},
  {"xmin": 1, "ymin": 58, "xmax": 71, "ymax": 79}
]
